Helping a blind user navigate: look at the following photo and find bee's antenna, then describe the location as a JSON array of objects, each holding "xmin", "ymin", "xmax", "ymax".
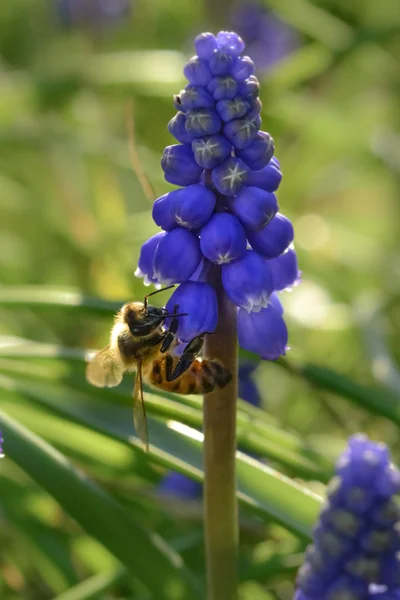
[{"xmin": 144, "ymin": 285, "xmax": 175, "ymax": 308}]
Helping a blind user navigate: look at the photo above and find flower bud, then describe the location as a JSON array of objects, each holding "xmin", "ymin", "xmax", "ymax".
[
  {"xmin": 207, "ymin": 76, "xmax": 238, "ymax": 100},
  {"xmin": 216, "ymin": 31, "xmax": 245, "ymax": 57},
  {"xmin": 237, "ymin": 131, "xmax": 274, "ymax": 170},
  {"xmin": 216, "ymin": 97, "xmax": 250, "ymax": 122},
  {"xmin": 247, "ymin": 161, "xmax": 282, "ymax": 192},
  {"xmin": 167, "ymin": 112, "xmax": 196, "ymax": 145},
  {"xmin": 267, "ymin": 248, "xmax": 301, "ymax": 291},
  {"xmin": 134, "ymin": 232, "xmax": 166, "ymax": 285},
  {"xmin": 238, "ymin": 75, "xmax": 260, "ymax": 101},
  {"xmin": 237, "ymin": 303, "xmax": 288, "ymax": 360},
  {"xmin": 180, "ymin": 84, "xmax": 215, "ymax": 110},
  {"xmin": 192, "ymin": 134, "xmax": 231, "ymax": 169},
  {"xmin": 200, "ymin": 213, "xmax": 246, "ymax": 264},
  {"xmin": 231, "ymin": 55, "xmax": 255, "ymax": 81},
  {"xmin": 161, "ymin": 144, "xmax": 203, "ymax": 186},
  {"xmin": 223, "ymin": 114, "xmax": 260, "ymax": 149},
  {"xmin": 247, "ymin": 213, "xmax": 294, "ymax": 258},
  {"xmin": 209, "ymin": 49, "xmax": 235, "ymax": 75},
  {"xmin": 231, "ymin": 186, "xmax": 278, "ymax": 230},
  {"xmin": 183, "ymin": 56, "xmax": 212, "ymax": 86},
  {"xmin": 211, "ymin": 157, "xmax": 250, "ymax": 195},
  {"xmin": 222, "ymin": 250, "xmax": 273, "ymax": 311},
  {"xmin": 153, "ymin": 228, "xmax": 202, "ymax": 284},
  {"xmin": 185, "ymin": 108, "xmax": 222, "ymax": 137},
  {"xmin": 194, "ymin": 32, "xmax": 218, "ymax": 60},
  {"xmin": 166, "ymin": 281, "xmax": 218, "ymax": 342},
  {"xmin": 173, "ymin": 184, "xmax": 216, "ymax": 229}
]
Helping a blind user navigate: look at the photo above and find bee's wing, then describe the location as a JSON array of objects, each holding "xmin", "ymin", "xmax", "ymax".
[
  {"xmin": 133, "ymin": 360, "xmax": 149, "ymax": 452},
  {"xmin": 86, "ymin": 345, "xmax": 124, "ymax": 388}
]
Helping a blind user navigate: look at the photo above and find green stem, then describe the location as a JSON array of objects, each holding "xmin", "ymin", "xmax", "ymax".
[{"xmin": 203, "ymin": 267, "xmax": 238, "ymax": 600}]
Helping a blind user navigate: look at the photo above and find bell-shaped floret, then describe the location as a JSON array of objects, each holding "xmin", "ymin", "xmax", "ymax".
[
  {"xmin": 231, "ymin": 55, "xmax": 255, "ymax": 81},
  {"xmin": 238, "ymin": 75, "xmax": 260, "ymax": 101},
  {"xmin": 247, "ymin": 213, "xmax": 294, "ymax": 258},
  {"xmin": 237, "ymin": 131, "xmax": 274, "ymax": 170},
  {"xmin": 216, "ymin": 31, "xmax": 245, "ymax": 57},
  {"xmin": 180, "ymin": 85, "xmax": 215, "ymax": 110},
  {"xmin": 185, "ymin": 108, "xmax": 222, "ymax": 137},
  {"xmin": 200, "ymin": 213, "xmax": 246, "ymax": 264},
  {"xmin": 211, "ymin": 157, "xmax": 250, "ymax": 195},
  {"xmin": 209, "ymin": 49, "xmax": 235, "ymax": 75},
  {"xmin": 231, "ymin": 186, "xmax": 278, "ymax": 230},
  {"xmin": 173, "ymin": 184, "xmax": 216, "ymax": 229},
  {"xmin": 216, "ymin": 97, "xmax": 250, "ymax": 122},
  {"xmin": 153, "ymin": 185, "xmax": 216, "ymax": 232},
  {"xmin": 223, "ymin": 114, "xmax": 260, "ymax": 149},
  {"xmin": 153, "ymin": 228, "xmax": 202, "ymax": 285},
  {"xmin": 207, "ymin": 75, "xmax": 238, "ymax": 100},
  {"xmin": 166, "ymin": 281, "xmax": 218, "ymax": 342},
  {"xmin": 161, "ymin": 144, "xmax": 203, "ymax": 186},
  {"xmin": 194, "ymin": 32, "xmax": 218, "ymax": 60},
  {"xmin": 237, "ymin": 303, "xmax": 288, "ymax": 360},
  {"xmin": 168, "ymin": 112, "xmax": 196, "ymax": 145},
  {"xmin": 152, "ymin": 192, "xmax": 177, "ymax": 231},
  {"xmin": 183, "ymin": 56, "xmax": 212, "ymax": 86},
  {"xmin": 134, "ymin": 232, "xmax": 166, "ymax": 285},
  {"xmin": 267, "ymin": 248, "xmax": 301, "ymax": 291},
  {"xmin": 222, "ymin": 250, "xmax": 273, "ymax": 311},
  {"xmin": 192, "ymin": 134, "xmax": 231, "ymax": 169},
  {"xmin": 324, "ymin": 577, "xmax": 369, "ymax": 600},
  {"xmin": 246, "ymin": 160, "xmax": 282, "ymax": 192}
]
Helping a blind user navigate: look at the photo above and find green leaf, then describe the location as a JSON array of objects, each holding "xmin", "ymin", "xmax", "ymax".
[
  {"xmin": 0, "ymin": 286, "xmax": 120, "ymax": 315},
  {"xmin": 0, "ymin": 347, "xmax": 333, "ymax": 481},
  {"xmin": 0, "ymin": 411, "xmax": 203, "ymax": 600},
  {"xmin": 286, "ymin": 360, "xmax": 400, "ymax": 427},
  {"xmin": 0, "ymin": 378, "xmax": 323, "ymax": 539}
]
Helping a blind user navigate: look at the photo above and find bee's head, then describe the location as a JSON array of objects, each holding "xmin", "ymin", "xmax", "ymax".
[{"xmin": 122, "ymin": 302, "xmax": 167, "ymax": 337}]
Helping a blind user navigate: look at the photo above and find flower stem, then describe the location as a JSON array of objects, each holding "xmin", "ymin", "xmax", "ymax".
[{"xmin": 203, "ymin": 267, "xmax": 238, "ymax": 600}]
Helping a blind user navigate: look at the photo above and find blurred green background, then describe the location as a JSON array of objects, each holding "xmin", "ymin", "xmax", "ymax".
[{"xmin": 1, "ymin": 0, "xmax": 400, "ymax": 598}]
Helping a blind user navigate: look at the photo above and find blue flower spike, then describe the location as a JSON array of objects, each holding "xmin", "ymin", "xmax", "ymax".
[
  {"xmin": 295, "ymin": 434, "xmax": 400, "ymax": 600},
  {"xmin": 0, "ymin": 430, "xmax": 4, "ymax": 458},
  {"xmin": 136, "ymin": 29, "xmax": 298, "ymax": 363}
]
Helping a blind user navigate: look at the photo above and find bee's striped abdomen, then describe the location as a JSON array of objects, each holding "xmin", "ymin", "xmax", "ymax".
[{"xmin": 144, "ymin": 355, "xmax": 231, "ymax": 394}]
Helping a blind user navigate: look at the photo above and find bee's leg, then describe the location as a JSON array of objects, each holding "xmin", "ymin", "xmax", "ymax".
[
  {"xmin": 166, "ymin": 334, "xmax": 206, "ymax": 381},
  {"xmin": 160, "ymin": 304, "xmax": 179, "ymax": 353}
]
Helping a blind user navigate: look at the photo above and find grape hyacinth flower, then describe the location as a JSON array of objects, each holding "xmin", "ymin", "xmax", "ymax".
[
  {"xmin": 135, "ymin": 30, "xmax": 300, "ymax": 361},
  {"xmin": 294, "ymin": 434, "xmax": 400, "ymax": 600},
  {"xmin": 0, "ymin": 430, "xmax": 3, "ymax": 458},
  {"xmin": 230, "ymin": 1, "xmax": 298, "ymax": 74}
]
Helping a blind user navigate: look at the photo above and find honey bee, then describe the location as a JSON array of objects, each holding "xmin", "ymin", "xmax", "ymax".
[{"xmin": 86, "ymin": 285, "xmax": 231, "ymax": 451}]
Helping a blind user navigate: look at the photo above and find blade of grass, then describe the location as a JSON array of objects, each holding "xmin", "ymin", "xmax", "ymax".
[
  {"xmin": 52, "ymin": 567, "xmax": 127, "ymax": 600},
  {"xmin": 0, "ymin": 287, "xmax": 120, "ymax": 315},
  {"xmin": 280, "ymin": 359, "xmax": 400, "ymax": 427},
  {"xmin": 0, "ymin": 410, "xmax": 203, "ymax": 600},
  {"xmin": 0, "ymin": 381, "xmax": 323, "ymax": 538},
  {"xmin": 0, "ymin": 363, "xmax": 332, "ymax": 481}
]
